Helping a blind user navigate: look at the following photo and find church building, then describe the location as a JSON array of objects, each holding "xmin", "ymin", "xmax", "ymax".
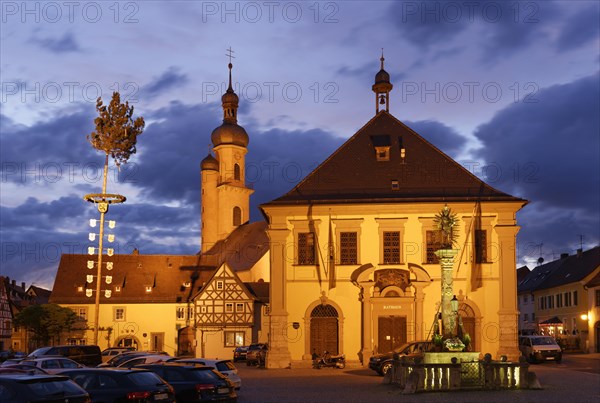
[{"xmin": 260, "ymin": 55, "xmax": 527, "ymax": 367}]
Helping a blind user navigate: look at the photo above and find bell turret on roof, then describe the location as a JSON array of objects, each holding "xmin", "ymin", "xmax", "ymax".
[
  {"xmin": 211, "ymin": 59, "xmax": 249, "ymax": 148},
  {"xmin": 372, "ymin": 51, "xmax": 393, "ymax": 114}
]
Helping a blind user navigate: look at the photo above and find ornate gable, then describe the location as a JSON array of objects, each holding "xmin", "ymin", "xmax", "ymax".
[{"xmin": 194, "ymin": 264, "xmax": 255, "ymax": 326}]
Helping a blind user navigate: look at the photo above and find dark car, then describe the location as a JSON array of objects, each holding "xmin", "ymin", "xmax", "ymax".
[
  {"xmin": 137, "ymin": 363, "xmax": 237, "ymax": 402},
  {"xmin": 58, "ymin": 367, "xmax": 176, "ymax": 403},
  {"xmin": 0, "ymin": 373, "xmax": 91, "ymax": 403},
  {"xmin": 100, "ymin": 351, "xmax": 169, "ymax": 368},
  {"xmin": 232, "ymin": 346, "xmax": 248, "ymax": 362},
  {"xmin": 245, "ymin": 343, "xmax": 267, "ymax": 366},
  {"xmin": 28, "ymin": 345, "xmax": 102, "ymax": 367},
  {"xmin": 368, "ymin": 340, "xmax": 432, "ymax": 375}
]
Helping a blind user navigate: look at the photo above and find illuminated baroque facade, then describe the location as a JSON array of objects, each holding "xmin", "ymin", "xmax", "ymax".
[{"xmin": 260, "ymin": 56, "xmax": 527, "ymax": 367}]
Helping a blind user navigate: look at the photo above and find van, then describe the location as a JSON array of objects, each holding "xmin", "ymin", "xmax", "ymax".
[
  {"xmin": 28, "ymin": 345, "xmax": 102, "ymax": 367},
  {"xmin": 518, "ymin": 336, "xmax": 562, "ymax": 363}
]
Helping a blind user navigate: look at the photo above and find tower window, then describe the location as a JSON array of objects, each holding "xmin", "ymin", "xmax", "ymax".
[
  {"xmin": 234, "ymin": 164, "xmax": 241, "ymax": 180},
  {"xmin": 233, "ymin": 206, "xmax": 242, "ymax": 226}
]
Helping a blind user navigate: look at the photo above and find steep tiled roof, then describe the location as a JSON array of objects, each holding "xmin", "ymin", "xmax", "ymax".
[
  {"xmin": 202, "ymin": 221, "xmax": 269, "ymax": 272},
  {"xmin": 264, "ymin": 111, "xmax": 525, "ymax": 205},
  {"xmin": 518, "ymin": 247, "xmax": 600, "ymax": 292},
  {"xmin": 49, "ymin": 254, "xmax": 211, "ymax": 304}
]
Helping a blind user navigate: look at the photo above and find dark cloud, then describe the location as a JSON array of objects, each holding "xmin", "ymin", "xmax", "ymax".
[
  {"xmin": 31, "ymin": 32, "xmax": 81, "ymax": 53},
  {"xmin": 474, "ymin": 73, "xmax": 600, "ymax": 260},
  {"xmin": 555, "ymin": 5, "xmax": 600, "ymax": 52},
  {"xmin": 404, "ymin": 120, "xmax": 466, "ymax": 159},
  {"xmin": 0, "ymin": 108, "xmax": 100, "ymax": 186},
  {"xmin": 388, "ymin": 0, "xmax": 560, "ymax": 62},
  {"xmin": 141, "ymin": 67, "xmax": 189, "ymax": 99}
]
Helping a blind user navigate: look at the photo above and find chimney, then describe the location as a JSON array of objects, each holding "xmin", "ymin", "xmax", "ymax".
[
  {"xmin": 21, "ymin": 282, "xmax": 25, "ymax": 290},
  {"xmin": 577, "ymin": 248, "xmax": 583, "ymax": 257},
  {"xmin": 12, "ymin": 280, "xmax": 16, "ymax": 286},
  {"xmin": 560, "ymin": 253, "xmax": 569, "ymax": 259},
  {"xmin": 132, "ymin": 248, "xmax": 139, "ymax": 255}
]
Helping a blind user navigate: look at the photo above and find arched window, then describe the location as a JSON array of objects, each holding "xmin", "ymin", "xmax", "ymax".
[
  {"xmin": 234, "ymin": 164, "xmax": 241, "ymax": 181},
  {"xmin": 233, "ymin": 207, "xmax": 242, "ymax": 226}
]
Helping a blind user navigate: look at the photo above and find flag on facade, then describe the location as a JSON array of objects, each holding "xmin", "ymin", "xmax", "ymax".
[{"xmin": 328, "ymin": 216, "xmax": 336, "ymax": 290}]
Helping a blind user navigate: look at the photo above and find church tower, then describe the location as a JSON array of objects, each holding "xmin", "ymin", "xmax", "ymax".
[{"xmin": 201, "ymin": 59, "xmax": 253, "ymax": 253}]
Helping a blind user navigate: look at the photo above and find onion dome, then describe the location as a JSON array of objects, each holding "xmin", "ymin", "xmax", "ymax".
[
  {"xmin": 372, "ymin": 53, "xmax": 393, "ymax": 93},
  {"xmin": 211, "ymin": 123, "xmax": 249, "ymax": 147},
  {"xmin": 201, "ymin": 153, "xmax": 219, "ymax": 171}
]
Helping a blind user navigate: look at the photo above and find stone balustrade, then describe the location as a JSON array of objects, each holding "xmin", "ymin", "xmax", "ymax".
[{"xmin": 387, "ymin": 353, "xmax": 541, "ymax": 394}]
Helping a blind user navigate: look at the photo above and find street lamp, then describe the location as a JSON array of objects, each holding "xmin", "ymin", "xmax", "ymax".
[
  {"xmin": 450, "ymin": 295, "xmax": 459, "ymax": 335},
  {"xmin": 84, "ymin": 192, "xmax": 125, "ymax": 346}
]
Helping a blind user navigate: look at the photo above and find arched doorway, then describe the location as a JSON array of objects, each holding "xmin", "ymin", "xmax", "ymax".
[
  {"xmin": 310, "ymin": 304, "xmax": 339, "ymax": 355},
  {"xmin": 459, "ymin": 303, "xmax": 476, "ymax": 351}
]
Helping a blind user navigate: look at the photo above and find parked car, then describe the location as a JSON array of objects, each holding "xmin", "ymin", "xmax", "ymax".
[
  {"xmin": 101, "ymin": 347, "xmax": 136, "ymax": 363},
  {"xmin": 117, "ymin": 354, "xmax": 171, "ymax": 368},
  {"xmin": 174, "ymin": 358, "xmax": 241, "ymax": 389},
  {"xmin": 368, "ymin": 340, "xmax": 433, "ymax": 375},
  {"xmin": 20, "ymin": 356, "xmax": 84, "ymax": 374},
  {"xmin": 100, "ymin": 351, "xmax": 169, "ymax": 367},
  {"xmin": 137, "ymin": 363, "xmax": 237, "ymax": 402},
  {"xmin": 28, "ymin": 345, "xmax": 102, "ymax": 367},
  {"xmin": 0, "ymin": 364, "xmax": 48, "ymax": 375},
  {"xmin": 232, "ymin": 346, "xmax": 248, "ymax": 362},
  {"xmin": 57, "ymin": 367, "xmax": 176, "ymax": 403},
  {"xmin": 245, "ymin": 343, "xmax": 267, "ymax": 366},
  {"xmin": 519, "ymin": 335, "xmax": 562, "ymax": 363},
  {"xmin": 0, "ymin": 373, "xmax": 91, "ymax": 403}
]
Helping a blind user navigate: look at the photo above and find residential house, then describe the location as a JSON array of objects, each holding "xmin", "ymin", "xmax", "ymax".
[{"xmin": 518, "ymin": 247, "xmax": 600, "ymax": 351}]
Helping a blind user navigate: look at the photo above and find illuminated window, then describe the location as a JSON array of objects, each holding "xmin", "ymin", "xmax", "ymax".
[
  {"xmin": 475, "ymin": 229, "xmax": 487, "ymax": 263},
  {"xmin": 426, "ymin": 230, "xmax": 444, "ymax": 264},
  {"xmin": 224, "ymin": 331, "xmax": 245, "ymax": 347},
  {"xmin": 298, "ymin": 232, "xmax": 316, "ymax": 265},
  {"xmin": 383, "ymin": 231, "xmax": 401, "ymax": 264},
  {"xmin": 114, "ymin": 307, "xmax": 125, "ymax": 322},
  {"xmin": 72, "ymin": 307, "xmax": 87, "ymax": 321},
  {"xmin": 340, "ymin": 232, "xmax": 357, "ymax": 265}
]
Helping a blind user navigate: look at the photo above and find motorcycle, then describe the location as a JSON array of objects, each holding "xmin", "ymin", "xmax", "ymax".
[{"xmin": 312, "ymin": 352, "xmax": 346, "ymax": 369}]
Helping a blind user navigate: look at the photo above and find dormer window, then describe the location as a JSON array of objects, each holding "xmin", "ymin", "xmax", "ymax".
[
  {"xmin": 145, "ymin": 286, "xmax": 152, "ymax": 293},
  {"xmin": 371, "ymin": 135, "xmax": 391, "ymax": 161},
  {"xmin": 375, "ymin": 147, "xmax": 390, "ymax": 161},
  {"xmin": 183, "ymin": 281, "xmax": 191, "ymax": 288}
]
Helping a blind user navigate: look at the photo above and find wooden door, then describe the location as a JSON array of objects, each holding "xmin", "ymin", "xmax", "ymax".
[
  {"xmin": 311, "ymin": 317, "xmax": 338, "ymax": 355},
  {"xmin": 151, "ymin": 333, "xmax": 164, "ymax": 351},
  {"xmin": 378, "ymin": 316, "xmax": 407, "ymax": 353}
]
